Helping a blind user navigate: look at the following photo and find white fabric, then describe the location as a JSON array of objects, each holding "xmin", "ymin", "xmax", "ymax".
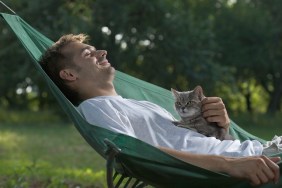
[
  {"xmin": 77, "ymin": 95, "xmax": 263, "ymax": 157},
  {"xmin": 262, "ymin": 135, "xmax": 282, "ymax": 155}
]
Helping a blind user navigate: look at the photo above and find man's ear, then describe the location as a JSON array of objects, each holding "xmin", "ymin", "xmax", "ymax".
[{"xmin": 59, "ymin": 69, "xmax": 77, "ymax": 81}]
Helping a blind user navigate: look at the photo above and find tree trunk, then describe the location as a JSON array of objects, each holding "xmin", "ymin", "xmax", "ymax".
[
  {"xmin": 267, "ymin": 78, "xmax": 282, "ymax": 114},
  {"xmin": 245, "ymin": 91, "xmax": 253, "ymax": 113}
]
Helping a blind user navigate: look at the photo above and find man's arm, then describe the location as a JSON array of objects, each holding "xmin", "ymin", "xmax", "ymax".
[{"xmin": 158, "ymin": 146, "xmax": 280, "ymax": 186}]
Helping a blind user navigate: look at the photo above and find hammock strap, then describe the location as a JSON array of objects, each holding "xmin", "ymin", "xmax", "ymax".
[{"xmin": 0, "ymin": 1, "xmax": 17, "ymax": 15}]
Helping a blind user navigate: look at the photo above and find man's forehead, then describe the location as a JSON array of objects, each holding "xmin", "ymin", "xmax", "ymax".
[{"xmin": 62, "ymin": 42, "xmax": 85, "ymax": 53}]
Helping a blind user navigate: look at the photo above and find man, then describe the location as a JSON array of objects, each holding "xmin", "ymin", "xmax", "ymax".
[{"xmin": 40, "ymin": 34, "xmax": 280, "ymax": 186}]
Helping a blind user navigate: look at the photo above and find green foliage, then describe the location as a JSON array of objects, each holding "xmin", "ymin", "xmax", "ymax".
[
  {"xmin": 214, "ymin": 0, "xmax": 282, "ymax": 113},
  {"xmin": 1, "ymin": 0, "xmax": 282, "ymax": 114}
]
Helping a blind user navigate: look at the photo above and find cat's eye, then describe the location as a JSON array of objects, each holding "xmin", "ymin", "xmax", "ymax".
[
  {"xmin": 175, "ymin": 102, "xmax": 181, "ymax": 106},
  {"xmin": 186, "ymin": 101, "xmax": 192, "ymax": 105}
]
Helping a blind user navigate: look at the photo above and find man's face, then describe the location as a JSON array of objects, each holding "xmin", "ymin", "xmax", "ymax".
[{"xmin": 61, "ymin": 41, "xmax": 115, "ymax": 84}]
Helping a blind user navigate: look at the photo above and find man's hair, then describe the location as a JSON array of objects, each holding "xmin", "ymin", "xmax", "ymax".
[{"xmin": 39, "ymin": 34, "xmax": 89, "ymax": 106}]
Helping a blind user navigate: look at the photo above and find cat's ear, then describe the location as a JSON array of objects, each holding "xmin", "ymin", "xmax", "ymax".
[
  {"xmin": 171, "ymin": 88, "xmax": 179, "ymax": 98},
  {"xmin": 194, "ymin": 85, "xmax": 204, "ymax": 100}
]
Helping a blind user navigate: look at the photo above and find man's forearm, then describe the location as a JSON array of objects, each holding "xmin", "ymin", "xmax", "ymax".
[{"xmin": 158, "ymin": 146, "xmax": 228, "ymax": 173}]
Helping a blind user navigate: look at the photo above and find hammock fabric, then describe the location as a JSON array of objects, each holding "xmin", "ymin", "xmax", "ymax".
[{"xmin": 1, "ymin": 12, "xmax": 282, "ymax": 188}]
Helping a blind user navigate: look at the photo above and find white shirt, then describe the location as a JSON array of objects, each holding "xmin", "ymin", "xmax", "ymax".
[{"xmin": 77, "ymin": 95, "xmax": 263, "ymax": 157}]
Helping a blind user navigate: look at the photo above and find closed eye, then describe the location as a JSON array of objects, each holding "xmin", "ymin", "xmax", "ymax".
[
  {"xmin": 81, "ymin": 46, "xmax": 96, "ymax": 57},
  {"xmin": 82, "ymin": 49, "xmax": 91, "ymax": 57}
]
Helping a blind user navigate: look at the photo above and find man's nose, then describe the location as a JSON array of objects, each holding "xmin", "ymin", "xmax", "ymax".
[{"xmin": 95, "ymin": 50, "xmax": 107, "ymax": 57}]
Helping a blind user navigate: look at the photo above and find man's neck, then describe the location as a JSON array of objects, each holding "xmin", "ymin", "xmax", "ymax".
[
  {"xmin": 80, "ymin": 84, "xmax": 118, "ymax": 101},
  {"xmin": 94, "ymin": 87, "xmax": 118, "ymax": 97}
]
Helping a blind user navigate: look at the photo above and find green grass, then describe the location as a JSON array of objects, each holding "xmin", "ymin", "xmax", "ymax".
[
  {"xmin": 231, "ymin": 113, "xmax": 282, "ymax": 140},
  {"xmin": 0, "ymin": 109, "xmax": 107, "ymax": 188}
]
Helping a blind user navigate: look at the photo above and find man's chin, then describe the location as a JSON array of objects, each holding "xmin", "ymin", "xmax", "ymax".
[
  {"xmin": 105, "ymin": 66, "xmax": 116, "ymax": 76},
  {"xmin": 109, "ymin": 66, "xmax": 115, "ymax": 73}
]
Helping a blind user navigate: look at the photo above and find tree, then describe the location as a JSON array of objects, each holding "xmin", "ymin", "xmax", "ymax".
[
  {"xmin": 5, "ymin": 0, "xmax": 281, "ymax": 115},
  {"xmin": 87, "ymin": 0, "xmax": 230, "ymax": 93},
  {"xmin": 214, "ymin": 0, "xmax": 282, "ymax": 114}
]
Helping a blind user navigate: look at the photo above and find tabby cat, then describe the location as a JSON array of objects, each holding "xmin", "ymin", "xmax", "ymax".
[{"xmin": 171, "ymin": 86, "xmax": 233, "ymax": 141}]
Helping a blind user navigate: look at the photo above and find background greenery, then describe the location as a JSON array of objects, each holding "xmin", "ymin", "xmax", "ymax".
[
  {"xmin": 1, "ymin": 0, "xmax": 282, "ymax": 187},
  {"xmin": 1, "ymin": 0, "xmax": 282, "ymax": 114}
]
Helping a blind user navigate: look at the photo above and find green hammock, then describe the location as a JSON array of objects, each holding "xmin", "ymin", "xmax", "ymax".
[{"xmin": 1, "ymin": 12, "xmax": 281, "ymax": 188}]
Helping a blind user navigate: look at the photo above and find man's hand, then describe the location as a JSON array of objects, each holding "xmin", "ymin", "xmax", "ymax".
[
  {"xmin": 225, "ymin": 156, "xmax": 280, "ymax": 186},
  {"xmin": 159, "ymin": 146, "xmax": 281, "ymax": 186},
  {"xmin": 201, "ymin": 97, "xmax": 230, "ymax": 130}
]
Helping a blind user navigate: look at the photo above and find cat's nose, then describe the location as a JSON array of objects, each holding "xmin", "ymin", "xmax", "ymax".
[{"xmin": 181, "ymin": 107, "xmax": 186, "ymax": 112}]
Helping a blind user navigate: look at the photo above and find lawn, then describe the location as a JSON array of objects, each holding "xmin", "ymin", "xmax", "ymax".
[
  {"xmin": 231, "ymin": 113, "xmax": 282, "ymax": 140},
  {"xmin": 0, "ymin": 109, "xmax": 107, "ymax": 188}
]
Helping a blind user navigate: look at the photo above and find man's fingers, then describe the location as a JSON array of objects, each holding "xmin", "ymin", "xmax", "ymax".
[
  {"xmin": 201, "ymin": 98, "xmax": 226, "ymax": 118},
  {"xmin": 263, "ymin": 156, "xmax": 280, "ymax": 184},
  {"xmin": 249, "ymin": 174, "xmax": 261, "ymax": 186},
  {"xmin": 202, "ymin": 109, "xmax": 229, "ymax": 126},
  {"xmin": 205, "ymin": 116, "xmax": 223, "ymax": 123},
  {"xmin": 201, "ymin": 96, "xmax": 230, "ymax": 128},
  {"xmin": 202, "ymin": 97, "xmax": 222, "ymax": 105},
  {"xmin": 269, "ymin": 156, "xmax": 281, "ymax": 164},
  {"xmin": 202, "ymin": 109, "xmax": 225, "ymax": 118},
  {"xmin": 202, "ymin": 100, "xmax": 225, "ymax": 112},
  {"xmin": 257, "ymin": 170, "xmax": 270, "ymax": 184}
]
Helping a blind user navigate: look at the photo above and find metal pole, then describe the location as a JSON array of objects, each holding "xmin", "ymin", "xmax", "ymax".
[{"xmin": 0, "ymin": 1, "xmax": 16, "ymax": 15}]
